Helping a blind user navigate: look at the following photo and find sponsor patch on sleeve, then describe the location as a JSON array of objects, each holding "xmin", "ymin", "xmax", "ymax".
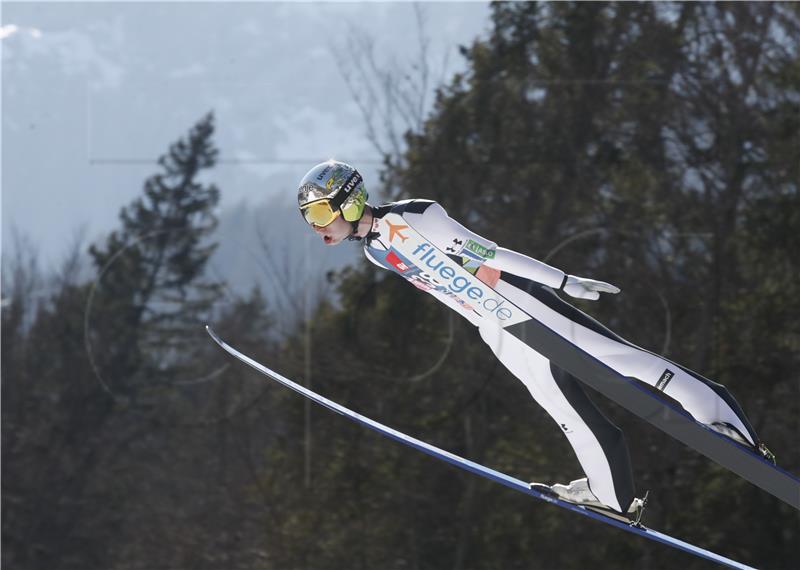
[
  {"xmin": 446, "ymin": 237, "xmax": 496, "ymax": 261},
  {"xmin": 464, "ymin": 239, "xmax": 496, "ymax": 260}
]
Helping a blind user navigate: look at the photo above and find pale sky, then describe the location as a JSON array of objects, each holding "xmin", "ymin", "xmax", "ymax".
[{"xmin": 1, "ymin": 1, "xmax": 491, "ymax": 270}]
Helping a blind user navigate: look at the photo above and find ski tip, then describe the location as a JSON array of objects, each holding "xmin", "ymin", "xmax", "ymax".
[{"xmin": 205, "ymin": 325, "xmax": 222, "ymax": 345}]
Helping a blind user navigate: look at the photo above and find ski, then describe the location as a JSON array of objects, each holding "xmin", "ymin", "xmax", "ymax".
[
  {"xmin": 207, "ymin": 326, "xmax": 755, "ymax": 570},
  {"xmin": 381, "ymin": 213, "xmax": 800, "ymax": 511},
  {"xmin": 504, "ymin": 313, "xmax": 800, "ymax": 511}
]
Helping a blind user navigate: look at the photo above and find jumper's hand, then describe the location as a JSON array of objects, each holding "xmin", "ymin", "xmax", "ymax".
[{"xmin": 562, "ymin": 275, "xmax": 620, "ymax": 301}]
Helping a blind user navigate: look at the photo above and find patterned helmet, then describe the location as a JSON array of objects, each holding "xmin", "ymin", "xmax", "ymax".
[{"xmin": 297, "ymin": 160, "xmax": 369, "ymax": 226}]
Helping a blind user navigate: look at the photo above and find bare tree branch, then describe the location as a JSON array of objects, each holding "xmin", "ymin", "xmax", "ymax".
[{"xmin": 331, "ymin": 4, "xmax": 449, "ymax": 170}]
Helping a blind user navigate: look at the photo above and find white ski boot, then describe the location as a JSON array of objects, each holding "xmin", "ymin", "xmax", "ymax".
[{"xmin": 530, "ymin": 477, "xmax": 647, "ymax": 525}]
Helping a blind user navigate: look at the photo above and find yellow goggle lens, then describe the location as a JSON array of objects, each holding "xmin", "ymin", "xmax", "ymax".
[{"xmin": 301, "ymin": 200, "xmax": 340, "ymax": 227}]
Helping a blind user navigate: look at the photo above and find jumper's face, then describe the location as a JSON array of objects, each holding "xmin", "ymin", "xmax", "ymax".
[{"xmin": 311, "ymin": 214, "xmax": 351, "ymax": 246}]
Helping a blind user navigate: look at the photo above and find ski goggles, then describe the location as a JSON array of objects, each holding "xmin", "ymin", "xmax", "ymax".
[
  {"xmin": 300, "ymin": 199, "xmax": 342, "ymax": 227},
  {"xmin": 299, "ymin": 170, "xmax": 363, "ymax": 227}
]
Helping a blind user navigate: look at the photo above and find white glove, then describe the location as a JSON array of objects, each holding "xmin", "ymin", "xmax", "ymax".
[{"xmin": 561, "ymin": 275, "xmax": 621, "ymax": 301}]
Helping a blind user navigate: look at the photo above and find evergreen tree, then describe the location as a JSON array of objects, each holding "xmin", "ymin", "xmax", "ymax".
[
  {"xmin": 87, "ymin": 111, "xmax": 222, "ymax": 397},
  {"xmin": 2, "ymin": 113, "xmax": 228, "ymax": 569}
]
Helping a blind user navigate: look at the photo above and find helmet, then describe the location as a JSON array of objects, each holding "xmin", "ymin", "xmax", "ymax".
[{"xmin": 297, "ymin": 160, "xmax": 368, "ymax": 228}]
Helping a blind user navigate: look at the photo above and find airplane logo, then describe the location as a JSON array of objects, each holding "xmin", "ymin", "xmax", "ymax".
[{"xmin": 386, "ymin": 220, "xmax": 409, "ymax": 243}]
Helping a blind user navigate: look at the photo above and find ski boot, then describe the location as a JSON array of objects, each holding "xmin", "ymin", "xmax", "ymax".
[
  {"xmin": 709, "ymin": 422, "xmax": 777, "ymax": 464},
  {"xmin": 530, "ymin": 477, "xmax": 648, "ymax": 526}
]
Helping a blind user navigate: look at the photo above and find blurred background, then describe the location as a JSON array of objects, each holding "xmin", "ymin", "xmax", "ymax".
[{"xmin": 2, "ymin": 2, "xmax": 798, "ymax": 569}]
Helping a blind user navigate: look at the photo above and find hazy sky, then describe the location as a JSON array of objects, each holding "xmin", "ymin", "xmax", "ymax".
[{"xmin": 1, "ymin": 1, "xmax": 491, "ymax": 268}]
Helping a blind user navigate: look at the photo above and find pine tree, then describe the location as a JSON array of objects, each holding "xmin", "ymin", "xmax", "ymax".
[
  {"xmin": 88, "ymin": 111, "xmax": 222, "ymax": 397},
  {"xmin": 1, "ymin": 113, "xmax": 227, "ymax": 569}
]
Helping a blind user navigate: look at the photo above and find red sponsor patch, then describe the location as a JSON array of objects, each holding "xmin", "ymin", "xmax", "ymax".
[{"xmin": 386, "ymin": 251, "xmax": 410, "ymax": 272}]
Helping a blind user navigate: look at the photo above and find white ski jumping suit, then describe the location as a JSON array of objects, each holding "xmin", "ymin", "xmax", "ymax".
[{"xmin": 362, "ymin": 199, "xmax": 758, "ymax": 513}]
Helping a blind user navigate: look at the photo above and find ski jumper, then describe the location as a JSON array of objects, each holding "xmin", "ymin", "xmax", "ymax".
[{"xmin": 362, "ymin": 199, "xmax": 758, "ymax": 513}]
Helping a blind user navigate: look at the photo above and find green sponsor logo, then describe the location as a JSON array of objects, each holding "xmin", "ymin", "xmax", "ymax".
[{"xmin": 465, "ymin": 239, "xmax": 496, "ymax": 260}]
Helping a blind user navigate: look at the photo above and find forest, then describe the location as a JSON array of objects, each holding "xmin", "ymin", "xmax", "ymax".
[{"xmin": 3, "ymin": 3, "xmax": 798, "ymax": 569}]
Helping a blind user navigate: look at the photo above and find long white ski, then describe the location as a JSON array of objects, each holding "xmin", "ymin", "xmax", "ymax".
[{"xmin": 206, "ymin": 326, "xmax": 755, "ymax": 570}]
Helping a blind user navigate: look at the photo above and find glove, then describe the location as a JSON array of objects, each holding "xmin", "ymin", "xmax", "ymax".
[{"xmin": 561, "ymin": 275, "xmax": 620, "ymax": 301}]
